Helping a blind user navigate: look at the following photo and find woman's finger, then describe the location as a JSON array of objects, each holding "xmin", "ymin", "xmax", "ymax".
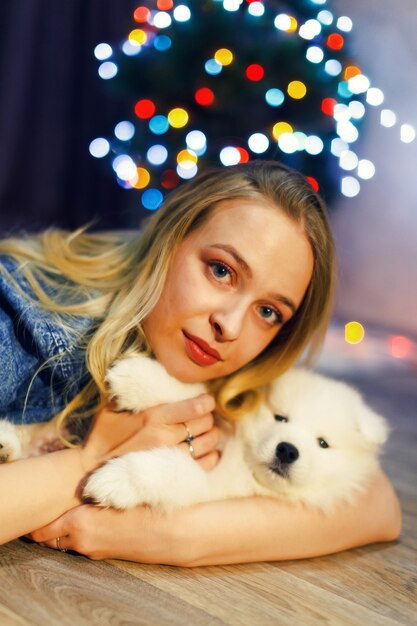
[
  {"xmin": 178, "ymin": 425, "xmax": 220, "ymax": 459},
  {"xmin": 175, "ymin": 413, "xmax": 214, "ymax": 442},
  {"xmin": 143, "ymin": 393, "xmax": 215, "ymax": 425},
  {"xmin": 29, "ymin": 518, "xmax": 68, "ymax": 545},
  {"xmin": 196, "ymin": 450, "xmax": 221, "ymax": 472}
]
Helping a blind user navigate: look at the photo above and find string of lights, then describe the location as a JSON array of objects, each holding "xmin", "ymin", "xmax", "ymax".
[{"xmin": 89, "ymin": 0, "xmax": 415, "ymax": 211}]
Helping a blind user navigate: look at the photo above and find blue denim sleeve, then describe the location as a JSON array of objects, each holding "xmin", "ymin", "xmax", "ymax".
[{"xmin": 0, "ymin": 256, "xmax": 94, "ymax": 425}]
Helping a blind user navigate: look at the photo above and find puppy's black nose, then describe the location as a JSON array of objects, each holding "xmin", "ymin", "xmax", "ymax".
[{"xmin": 275, "ymin": 442, "xmax": 299, "ymax": 464}]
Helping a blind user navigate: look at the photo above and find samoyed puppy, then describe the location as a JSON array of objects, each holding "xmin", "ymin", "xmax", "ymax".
[{"xmin": 80, "ymin": 355, "xmax": 389, "ymax": 513}]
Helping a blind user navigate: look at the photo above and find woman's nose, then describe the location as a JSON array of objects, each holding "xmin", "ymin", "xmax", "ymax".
[{"xmin": 209, "ymin": 306, "xmax": 246, "ymax": 342}]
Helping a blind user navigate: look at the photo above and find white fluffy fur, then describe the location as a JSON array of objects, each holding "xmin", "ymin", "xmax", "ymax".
[{"xmin": 82, "ymin": 355, "xmax": 389, "ymax": 513}]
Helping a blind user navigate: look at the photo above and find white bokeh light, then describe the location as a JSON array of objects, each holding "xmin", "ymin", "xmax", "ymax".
[
  {"xmin": 333, "ymin": 103, "xmax": 351, "ymax": 122},
  {"xmin": 325, "ymin": 59, "xmax": 342, "ymax": 76},
  {"xmin": 337, "ymin": 16, "xmax": 353, "ymax": 32},
  {"xmin": 89, "ymin": 138, "xmax": 110, "ymax": 158},
  {"xmin": 219, "ymin": 146, "xmax": 241, "ymax": 166},
  {"xmin": 186, "ymin": 130, "xmax": 207, "ymax": 152},
  {"xmin": 299, "ymin": 19, "xmax": 322, "ymax": 40},
  {"xmin": 177, "ymin": 162, "xmax": 198, "ymax": 179},
  {"xmin": 278, "ymin": 133, "xmax": 298, "ymax": 154},
  {"xmin": 114, "ymin": 121, "xmax": 135, "ymax": 141},
  {"xmin": 348, "ymin": 74, "xmax": 371, "ymax": 94},
  {"xmin": 98, "ymin": 61, "xmax": 118, "ymax": 79},
  {"xmin": 331, "ymin": 138, "xmax": 349, "ymax": 157},
  {"xmin": 400, "ymin": 124, "xmax": 416, "ymax": 143},
  {"xmin": 173, "ymin": 5, "xmax": 192, "ymax": 21},
  {"xmin": 248, "ymin": 133, "xmax": 269, "ymax": 153},
  {"xmin": 94, "ymin": 43, "xmax": 113, "ymax": 60},
  {"xmin": 223, "ymin": 0, "xmax": 242, "ymax": 12},
  {"xmin": 337, "ymin": 120, "xmax": 359, "ymax": 143},
  {"xmin": 357, "ymin": 159, "xmax": 376, "ymax": 179},
  {"xmin": 248, "ymin": 2, "xmax": 264, "ymax": 17},
  {"xmin": 122, "ymin": 40, "xmax": 141, "ymax": 56},
  {"xmin": 305, "ymin": 136, "xmax": 324, "ymax": 155},
  {"xmin": 274, "ymin": 14, "xmax": 291, "ymax": 31},
  {"xmin": 341, "ymin": 176, "xmax": 360, "ymax": 197},
  {"xmin": 306, "ymin": 46, "xmax": 324, "ymax": 63},
  {"xmin": 147, "ymin": 144, "xmax": 168, "ymax": 165},
  {"xmin": 153, "ymin": 11, "xmax": 172, "ymax": 28},
  {"xmin": 317, "ymin": 10, "xmax": 333, "ymax": 25},
  {"xmin": 380, "ymin": 109, "xmax": 397, "ymax": 127},
  {"xmin": 112, "ymin": 155, "xmax": 136, "ymax": 180},
  {"xmin": 339, "ymin": 150, "xmax": 358, "ymax": 171},
  {"xmin": 366, "ymin": 87, "xmax": 384, "ymax": 106},
  {"xmin": 349, "ymin": 101, "xmax": 366, "ymax": 119}
]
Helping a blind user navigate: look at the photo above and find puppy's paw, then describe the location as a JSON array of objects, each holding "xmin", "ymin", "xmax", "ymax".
[
  {"xmin": 83, "ymin": 456, "xmax": 143, "ymax": 510},
  {"xmin": 0, "ymin": 421, "xmax": 22, "ymax": 463}
]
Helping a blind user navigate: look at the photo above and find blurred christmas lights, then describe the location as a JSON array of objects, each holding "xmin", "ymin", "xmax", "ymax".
[{"xmin": 90, "ymin": 0, "xmax": 416, "ymax": 209}]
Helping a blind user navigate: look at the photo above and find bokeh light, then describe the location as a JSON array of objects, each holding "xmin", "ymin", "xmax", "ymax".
[{"xmin": 345, "ymin": 321, "xmax": 365, "ymax": 344}]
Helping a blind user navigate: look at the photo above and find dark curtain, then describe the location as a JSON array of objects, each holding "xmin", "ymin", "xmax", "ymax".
[{"xmin": 0, "ymin": 0, "xmax": 143, "ymax": 235}]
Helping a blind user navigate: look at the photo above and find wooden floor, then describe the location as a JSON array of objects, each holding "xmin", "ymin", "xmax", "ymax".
[{"xmin": 0, "ymin": 327, "xmax": 416, "ymax": 625}]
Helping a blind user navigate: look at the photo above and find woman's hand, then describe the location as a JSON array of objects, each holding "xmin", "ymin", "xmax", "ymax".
[
  {"xmin": 80, "ymin": 393, "xmax": 220, "ymax": 474},
  {"xmin": 29, "ymin": 504, "xmax": 179, "ymax": 563}
]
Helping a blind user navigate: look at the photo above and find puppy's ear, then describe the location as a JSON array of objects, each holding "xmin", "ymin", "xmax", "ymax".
[{"xmin": 356, "ymin": 400, "xmax": 390, "ymax": 448}]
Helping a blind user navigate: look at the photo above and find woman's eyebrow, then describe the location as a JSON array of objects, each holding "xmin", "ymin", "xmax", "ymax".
[
  {"xmin": 210, "ymin": 243, "xmax": 252, "ymax": 277},
  {"xmin": 209, "ymin": 243, "xmax": 297, "ymax": 315}
]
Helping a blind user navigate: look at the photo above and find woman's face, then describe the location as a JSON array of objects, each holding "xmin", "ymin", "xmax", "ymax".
[{"xmin": 142, "ymin": 198, "xmax": 314, "ymax": 383}]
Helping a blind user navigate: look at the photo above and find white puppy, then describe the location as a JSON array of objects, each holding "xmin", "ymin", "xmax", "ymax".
[{"xmin": 81, "ymin": 355, "xmax": 389, "ymax": 513}]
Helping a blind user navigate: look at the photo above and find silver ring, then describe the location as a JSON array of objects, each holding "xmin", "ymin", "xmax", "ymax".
[
  {"xmin": 56, "ymin": 536, "xmax": 67, "ymax": 553},
  {"xmin": 187, "ymin": 441, "xmax": 196, "ymax": 459},
  {"xmin": 183, "ymin": 423, "xmax": 194, "ymax": 443}
]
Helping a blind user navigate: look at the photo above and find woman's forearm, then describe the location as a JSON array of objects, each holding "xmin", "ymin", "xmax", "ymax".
[
  {"xmin": 0, "ymin": 448, "xmax": 86, "ymax": 544},
  {"xmin": 171, "ymin": 470, "xmax": 402, "ymax": 566}
]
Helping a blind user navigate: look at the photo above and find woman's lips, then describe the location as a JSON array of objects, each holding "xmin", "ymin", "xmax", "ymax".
[{"xmin": 182, "ymin": 331, "xmax": 222, "ymax": 366}]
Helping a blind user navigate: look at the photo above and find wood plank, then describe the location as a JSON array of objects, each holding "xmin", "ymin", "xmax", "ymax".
[{"xmin": 0, "ymin": 541, "xmax": 225, "ymax": 626}]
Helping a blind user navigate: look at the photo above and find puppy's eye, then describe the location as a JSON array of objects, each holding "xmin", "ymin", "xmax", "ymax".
[
  {"xmin": 318, "ymin": 438, "xmax": 329, "ymax": 449},
  {"xmin": 274, "ymin": 415, "xmax": 288, "ymax": 423}
]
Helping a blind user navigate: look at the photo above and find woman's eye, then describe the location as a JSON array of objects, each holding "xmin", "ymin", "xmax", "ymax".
[
  {"xmin": 274, "ymin": 414, "xmax": 288, "ymax": 422},
  {"xmin": 258, "ymin": 305, "xmax": 283, "ymax": 326},
  {"xmin": 208, "ymin": 261, "xmax": 233, "ymax": 283},
  {"xmin": 318, "ymin": 438, "xmax": 329, "ymax": 449}
]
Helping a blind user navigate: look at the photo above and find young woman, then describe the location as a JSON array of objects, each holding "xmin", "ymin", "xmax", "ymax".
[{"xmin": 0, "ymin": 161, "xmax": 401, "ymax": 564}]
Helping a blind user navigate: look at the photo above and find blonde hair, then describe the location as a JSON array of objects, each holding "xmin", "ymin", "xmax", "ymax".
[{"xmin": 0, "ymin": 161, "xmax": 336, "ymax": 436}]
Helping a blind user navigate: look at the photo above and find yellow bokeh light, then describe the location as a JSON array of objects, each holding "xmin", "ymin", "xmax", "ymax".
[
  {"xmin": 345, "ymin": 321, "xmax": 365, "ymax": 344},
  {"xmin": 214, "ymin": 48, "xmax": 233, "ymax": 66},
  {"xmin": 130, "ymin": 167, "xmax": 150, "ymax": 189},
  {"xmin": 288, "ymin": 16, "xmax": 298, "ymax": 32},
  {"xmin": 272, "ymin": 121, "xmax": 293, "ymax": 140},
  {"xmin": 287, "ymin": 81, "xmax": 307, "ymax": 99},
  {"xmin": 128, "ymin": 29, "xmax": 148, "ymax": 45},
  {"xmin": 168, "ymin": 108, "xmax": 189, "ymax": 128},
  {"xmin": 177, "ymin": 149, "xmax": 198, "ymax": 164}
]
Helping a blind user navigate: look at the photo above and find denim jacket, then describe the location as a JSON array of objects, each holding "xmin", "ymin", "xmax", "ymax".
[{"xmin": 0, "ymin": 256, "xmax": 94, "ymax": 424}]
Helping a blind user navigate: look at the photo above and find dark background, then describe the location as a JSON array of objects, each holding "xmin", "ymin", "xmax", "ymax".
[{"xmin": 0, "ymin": 0, "xmax": 139, "ymax": 234}]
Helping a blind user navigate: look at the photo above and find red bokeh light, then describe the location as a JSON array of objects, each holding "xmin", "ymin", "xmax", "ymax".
[
  {"xmin": 133, "ymin": 6, "xmax": 151, "ymax": 23},
  {"xmin": 195, "ymin": 87, "xmax": 215, "ymax": 106},
  {"xmin": 237, "ymin": 147, "xmax": 249, "ymax": 163},
  {"xmin": 157, "ymin": 0, "xmax": 174, "ymax": 9},
  {"xmin": 134, "ymin": 99, "xmax": 156, "ymax": 119},
  {"xmin": 327, "ymin": 33, "xmax": 344, "ymax": 50},
  {"xmin": 306, "ymin": 176, "xmax": 319, "ymax": 192},
  {"xmin": 161, "ymin": 170, "xmax": 180, "ymax": 189},
  {"xmin": 388, "ymin": 336, "xmax": 413, "ymax": 359},
  {"xmin": 322, "ymin": 97, "xmax": 337, "ymax": 116},
  {"xmin": 246, "ymin": 64, "xmax": 265, "ymax": 81}
]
